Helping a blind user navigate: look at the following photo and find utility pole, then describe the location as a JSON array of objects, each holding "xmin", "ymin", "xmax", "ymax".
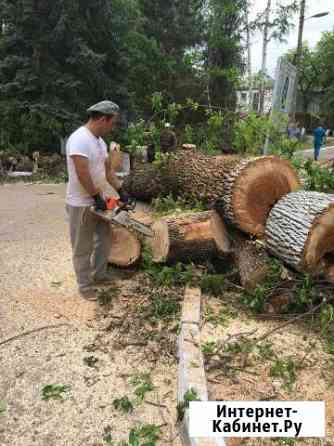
[
  {"xmin": 259, "ymin": 0, "xmax": 272, "ymax": 114},
  {"xmin": 246, "ymin": 17, "xmax": 253, "ymax": 110},
  {"xmin": 292, "ymin": 0, "xmax": 306, "ymax": 115}
]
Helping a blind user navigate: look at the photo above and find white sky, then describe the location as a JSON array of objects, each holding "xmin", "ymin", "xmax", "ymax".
[{"xmin": 250, "ymin": 0, "xmax": 334, "ymax": 77}]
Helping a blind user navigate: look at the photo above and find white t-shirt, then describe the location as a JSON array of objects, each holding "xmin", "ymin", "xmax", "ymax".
[{"xmin": 66, "ymin": 126, "xmax": 109, "ymax": 207}]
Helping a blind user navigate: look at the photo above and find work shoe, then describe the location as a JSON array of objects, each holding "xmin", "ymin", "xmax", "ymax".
[
  {"xmin": 93, "ymin": 272, "xmax": 114, "ymax": 285},
  {"xmin": 79, "ymin": 287, "xmax": 98, "ymax": 301}
]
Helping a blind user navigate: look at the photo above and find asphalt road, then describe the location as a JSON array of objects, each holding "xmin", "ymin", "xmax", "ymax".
[{"xmin": 300, "ymin": 145, "xmax": 334, "ymax": 161}]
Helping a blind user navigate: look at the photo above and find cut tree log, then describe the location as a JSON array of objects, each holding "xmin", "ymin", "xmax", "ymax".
[
  {"xmin": 233, "ymin": 238, "xmax": 271, "ymax": 291},
  {"xmin": 218, "ymin": 156, "xmax": 300, "ymax": 236},
  {"xmin": 265, "ymin": 191, "xmax": 334, "ymax": 277},
  {"xmin": 108, "ymin": 226, "xmax": 141, "ymax": 267},
  {"xmin": 150, "ymin": 210, "xmax": 230, "ymax": 263},
  {"xmin": 124, "ymin": 148, "xmax": 300, "ymax": 237},
  {"xmin": 123, "ymin": 148, "xmax": 240, "ymax": 203}
]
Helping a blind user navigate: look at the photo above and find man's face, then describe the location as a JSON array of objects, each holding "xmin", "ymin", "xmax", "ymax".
[{"xmin": 99, "ymin": 114, "xmax": 119, "ymax": 136}]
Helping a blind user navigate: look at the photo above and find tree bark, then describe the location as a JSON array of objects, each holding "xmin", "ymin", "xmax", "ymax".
[
  {"xmin": 125, "ymin": 150, "xmax": 300, "ymax": 237},
  {"xmin": 150, "ymin": 210, "xmax": 231, "ymax": 264},
  {"xmin": 265, "ymin": 191, "xmax": 334, "ymax": 276},
  {"xmin": 234, "ymin": 238, "xmax": 271, "ymax": 291}
]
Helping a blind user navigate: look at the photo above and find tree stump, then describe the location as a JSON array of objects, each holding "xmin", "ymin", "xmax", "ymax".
[
  {"xmin": 150, "ymin": 210, "xmax": 230, "ymax": 263},
  {"xmin": 265, "ymin": 191, "xmax": 334, "ymax": 277}
]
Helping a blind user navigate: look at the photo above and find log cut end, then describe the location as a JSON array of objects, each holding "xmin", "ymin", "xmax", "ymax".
[
  {"xmin": 211, "ymin": 210, "xmax": 231, "ymax": 254},
  {"xmin": 108, "ymin": 226, "xmax": 141, "ymax": 267},
  {"xmin": 150, "ymin": 220, "xmax": 170, "ymax": 262},
  {"xmin": 150, "ymin": 211, "xmax": 229, "ymax": 263},
  {"xmin": 305, "ymin": 204, "xmax": 334, "ymax": 277},
  {"xmin": 233, "ymin": 156, "xmax": 300, "ymax": 236}
]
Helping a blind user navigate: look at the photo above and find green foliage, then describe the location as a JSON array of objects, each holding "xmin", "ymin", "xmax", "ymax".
[
  {"xmin": 301, "ymin": 160, "xmax": 334, "ymax": 193},
  {"xmin": 140, "ymin": 246, "xmax": 195, "ymax": 287},
  {"xmin": 270, "ymin": 357, "xmax": 297, "ymax": 392},
  {"xmin": 256, "ymin": 342, "xmax": 275, "ymax": 361},
  {"xmin": 41, "ymin": 384, "xmax": 70, "ymax": 401},
  {"xmin": 292, "ymin": 274, "xmax": 316, "ymax": 312},
  {"xmin": 176, "ymin": 388, "xmax": 200, "ymax": 422},
  {"xmin": 0, "ymin": 401, "xmax": 6, "ymax": 414},
  {"xmin": 128, "ymin": 424, "xmax": 160, "ymax": 446},
  {"xmin": 200, "ymin": 274, "xmax": 225, "ymax": 296},
  {"xmin": 242, "ymin": 259, "xmax": 283, "ymax": 313},
  {"xmin": 100, "ymin": 424, "xmax": 160, "ymax": 446},
  {"xmin": 201, "ymin": 341, "xmax": 218, "ymax": 356},
  {"xmin": 152, "ymin": 194, "xmax": 205, "ymax": 216},
  {"xmin": 130, "ymin": 373, "xmax": 154, "ymax": 402},
  {"xmin": 113, "ymin": 396, "xmax": 134, "ymax": 414},
  {"xmin": 138, "ymin": 288, "xmax": 181, "ymax": 325},
  {"xmin": 203, "ymin": 304, "xmax": 236, "ymax": 327}
]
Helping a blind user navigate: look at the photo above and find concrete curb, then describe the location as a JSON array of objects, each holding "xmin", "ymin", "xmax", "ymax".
[{"xmin": 177, "ymin": 286, "xmax": 226, "ymax": 446}]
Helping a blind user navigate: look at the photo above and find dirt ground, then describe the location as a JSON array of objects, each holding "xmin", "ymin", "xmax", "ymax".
[
  {"xmin": 202, "ymin": 295, "xmax": 334, "ymax": 446},
  {"xmin": 0, "ymin": 182, "xmax": 181, "ymax": 446}
]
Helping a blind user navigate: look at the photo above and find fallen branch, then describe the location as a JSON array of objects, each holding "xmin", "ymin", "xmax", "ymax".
[
  {"xmin": 0, "ymin": 323, "xmax": 73, "ymax": 348},
  {"xmin": 255, "ymin": 299, "xmax": 327, "ymax": 344}
]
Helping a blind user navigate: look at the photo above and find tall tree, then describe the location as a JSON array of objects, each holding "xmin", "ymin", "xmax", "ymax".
[
  {"xmin": 0, "ymin": 0, "xmax": 137, "ymax": 149},
  {"xmin": 285, "ymin": 44, "xmax": 320, "ymax": 112},
  {"xmin": 205, "ymin": 0, "xmax": 248, "ymax": 110}
]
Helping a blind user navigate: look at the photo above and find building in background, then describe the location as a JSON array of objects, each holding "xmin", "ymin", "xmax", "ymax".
[{"xmin": 236, "ymin": 73, "xmax": 274, "ymax": 113}]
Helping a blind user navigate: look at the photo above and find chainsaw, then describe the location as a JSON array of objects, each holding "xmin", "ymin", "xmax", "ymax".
[{"xmin": 90, "ymin": 196, "xmax": 154, "ymax": 237}]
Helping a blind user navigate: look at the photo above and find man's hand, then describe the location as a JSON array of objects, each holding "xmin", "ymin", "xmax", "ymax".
[
  {"xmin": 93, "ymin": 193, "xmax": 107, "ymax": 211},
  {"xmin": 118, "ymin": 187, "xmax": 130, "ymax": 204}
]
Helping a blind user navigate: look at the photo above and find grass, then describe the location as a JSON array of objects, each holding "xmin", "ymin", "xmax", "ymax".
[
  {"xmin": 130, "ymin": 372, "xmax": 154, "ymax": 402},
  {"xmin": 112, "ymin": 396, "xmax": 134, "ymax": 414},
  {"xmin": 176, "ymin": 388, "xmax": 200, "ymax": 422},
  {"xmin": 41, "ymin": 384, "xmax": 71, "ymax": 401}
]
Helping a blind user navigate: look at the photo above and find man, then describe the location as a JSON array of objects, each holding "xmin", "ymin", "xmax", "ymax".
[
  {"xmin": 313, "ymin": 124, "xmax": 326, "ymax": 161},
  {"xmin": 159, "ymin": 122, "xmax": 177, "ymax": 153},
  {"xmin": 66, "ymin": 100, "xmax": 128, "ymax": 300}
]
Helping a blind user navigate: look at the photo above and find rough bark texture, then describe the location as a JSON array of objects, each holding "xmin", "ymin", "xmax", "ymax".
[
  {"xmin": 150, "ymin": 210, "xmax": 230, "ymax": 264},
  {"xmin": 232, "ymin": 235, "xmax": 272, "ymax": 291},
  {"xmin": 123, "ymin": 148, "xmax": 240, "ymax": 204},
  {"xmin": 125, "ymin": 149, "xmax": 299, "ymax": 238},
  {"xmin": 218, "ymin": 156, "xmax": 300, "ymax": 237},
  {"xmin": 265, "ymin": 191, "xmax": 334, "ymax": 275}
]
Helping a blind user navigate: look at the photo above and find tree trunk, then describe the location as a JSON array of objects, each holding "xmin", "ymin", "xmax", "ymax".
[
  {"xmin": 125, "ymin": 149, "xmax": 300, "ymax": 237},
  {"xmin": 259, "ymin": 0, "xmax": 272, "ymax": 114},
  {"xmin": 150, "ymin": 210, "xmax": 230, "ymax": 264},
  {"xmin": 265, "ymin": 191, "xmax": 334, "ymax": 277},
  {"xmin": 108, "ymin": 226, "xmax": 141, "ymax": 267},
  {"xmin": 234, "ymin": 238, "xmax": 272, "ymax": 291},
  {"xmin": 217, "ymin": 156, "xmax": 300, "ymax": 236}
]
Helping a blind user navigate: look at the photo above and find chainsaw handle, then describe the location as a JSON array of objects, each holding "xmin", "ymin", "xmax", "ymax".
[{"xmin": 115, "ymin": 197, "xmax": 136, "ymax": 214}]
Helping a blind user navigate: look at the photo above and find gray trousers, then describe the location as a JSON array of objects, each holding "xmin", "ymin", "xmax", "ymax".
[{"xmin": 66, "ymin": 205, "xmax": 111, "ymax": 291}]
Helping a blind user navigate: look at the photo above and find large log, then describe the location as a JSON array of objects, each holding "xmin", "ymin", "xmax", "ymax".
[
  {"xmin": 265, "ymin": 191, "xmax": 334, "ymax": 277},
  {"xmin": 150, "ymin": 210, "xmax": 230, "ymax": 263},
  {"xmin": 219, "ymin": 156, "xmax": 300, "ymax": 236},
  {"xmin": 123, "ymin": 148, "xmax": 239, "ymax": 203},
  {"xmin": 124, "ymin": 149, "xmax": 300, "ymax": 237},
  {"xmin": 108, "ymin": 226, "xmax": 141, "ymax": 267}
]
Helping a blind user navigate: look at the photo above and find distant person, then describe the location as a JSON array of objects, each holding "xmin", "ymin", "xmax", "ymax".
[{"xmin": 313, "ymin": 124, "xmax": 326, "ymax": 161}]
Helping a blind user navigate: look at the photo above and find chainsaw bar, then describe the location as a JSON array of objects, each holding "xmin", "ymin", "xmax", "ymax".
[
  {"xmin": 90, "ymin": 207, "xmax": 154, "ymax": 237},
  {"xmin": 112, "ymin": 210, "xmax": 154, "ymax": 237}
]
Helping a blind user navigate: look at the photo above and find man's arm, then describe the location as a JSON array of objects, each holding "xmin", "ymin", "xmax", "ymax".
[{"xmin": 71, "ymin": 155, "xmax": 99, "ymax": 196}]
